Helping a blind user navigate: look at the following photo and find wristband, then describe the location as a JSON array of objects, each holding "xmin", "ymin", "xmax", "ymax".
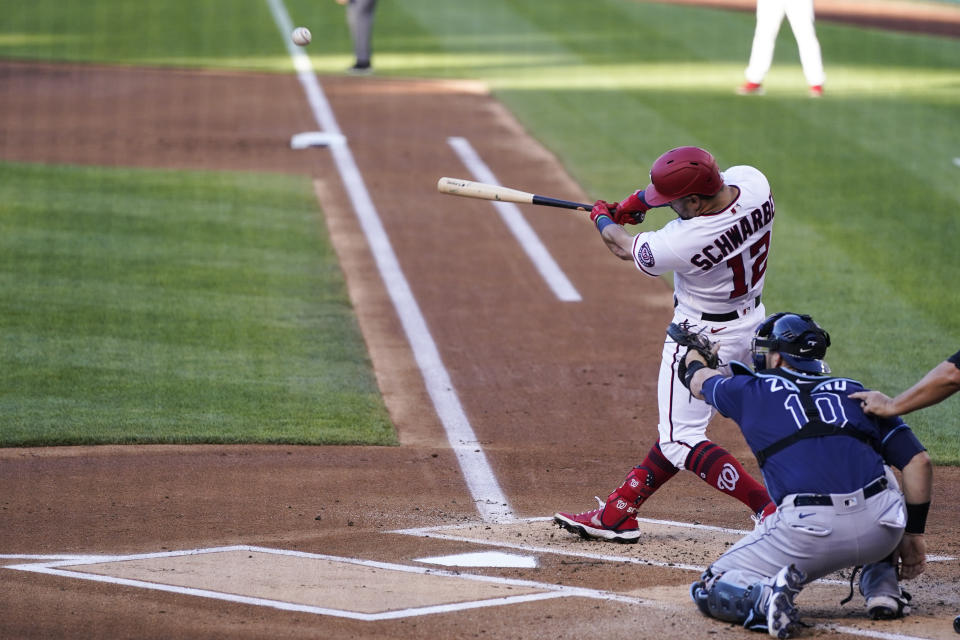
[
  {"xmin": 683, "ymin": 360, "xmax": 707, "ymax": 389},
  {"xmin": 905, "ymin": 501, "xmax": 929, "ymax": 534},
  {"xmin": 595, "ymin": 215, "xmax": 614, "ymax": 233}
]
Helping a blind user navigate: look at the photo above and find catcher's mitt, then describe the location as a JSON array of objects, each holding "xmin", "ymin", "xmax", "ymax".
[{"xmin": 667, "ymin": 323, "xmax": 719, "ymax": 388}]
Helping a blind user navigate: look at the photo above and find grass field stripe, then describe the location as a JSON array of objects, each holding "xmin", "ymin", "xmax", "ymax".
[
  {"xmin": 446, "ymin": 136, "xmax": 581, "ymax": 302},
  {"xmin": 265, "ymin": 0, "xmax": 514, "ymax": 524}
]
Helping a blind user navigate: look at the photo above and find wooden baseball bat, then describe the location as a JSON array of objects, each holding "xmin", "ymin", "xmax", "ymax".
[{"xmin": 437, "ymin": 177, "xmax": 594, "ymax": 211}]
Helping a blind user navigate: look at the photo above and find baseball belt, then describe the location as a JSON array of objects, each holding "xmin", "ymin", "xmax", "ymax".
[{"xmin": 792, "ymin": 477, "xmax": 888, "ymax": 507}]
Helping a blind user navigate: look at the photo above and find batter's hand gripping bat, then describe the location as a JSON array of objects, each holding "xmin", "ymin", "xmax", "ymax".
[{"xmin": 437, "ymin": 177, "xmax": 594, "ymax": 212}]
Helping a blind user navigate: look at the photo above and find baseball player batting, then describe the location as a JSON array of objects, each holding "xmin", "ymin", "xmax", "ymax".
[
  {"xmin": 555, "ymin": 146, "xmax": 776, "ymax": 542},
  {"xmin": 680, "ymin": 313, "xmax": 931, "ymax": 636}
]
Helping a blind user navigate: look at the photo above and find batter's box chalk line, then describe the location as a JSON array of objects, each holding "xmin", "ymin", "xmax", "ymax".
[
  {"xmin": 2, "ymin": 545, "xmax": 652, "ymax": 621},
  {"xmin": 3, "ymin": 543, "xmax": 951, "ymax": 638},
  {"xmin": 391, "ymin": 517, "xmax": 955, "ymax": 578}
]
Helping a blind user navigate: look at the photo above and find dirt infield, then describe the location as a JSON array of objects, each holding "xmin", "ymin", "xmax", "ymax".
[{"xmin": 2, "ymin": 4, "xmax": 959, "ymax": 638}]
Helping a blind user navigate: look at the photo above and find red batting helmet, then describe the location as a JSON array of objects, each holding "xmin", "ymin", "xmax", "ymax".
[{"xmin": 643, "ymin": 146, "xmax": 723, "ymax": 206}]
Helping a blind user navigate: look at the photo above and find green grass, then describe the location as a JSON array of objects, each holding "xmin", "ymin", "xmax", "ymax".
[
  {"xmin": 0, "ymin": 163, "xmax": 395, "ymax": 446},
  {"xmin": 0, "ymin": 0, "xmax": 292, "ymax": 70},
  {"xmin": 1, "ymin": 0, "xmax": 958, "ymax": 460}
]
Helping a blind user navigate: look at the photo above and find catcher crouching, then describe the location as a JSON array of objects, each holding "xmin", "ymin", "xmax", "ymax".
[{"xmin": 679, "ymin": 313, "xmax": 931, "ymax": 638}]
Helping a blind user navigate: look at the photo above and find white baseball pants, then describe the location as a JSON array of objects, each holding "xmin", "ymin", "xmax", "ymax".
[
  {"xmin": 656, "ymin": 304, "xmax": 766, "ymax": 469},
  {"xmin": 744, "ymin": 0, "xmax": 825, "ymax": 87}
]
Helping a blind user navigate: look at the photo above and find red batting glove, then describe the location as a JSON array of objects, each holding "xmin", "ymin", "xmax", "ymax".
[
  {"xmin": 613, "ymin": 191, "xmax": 650, "ymax": 225},
  {"xmin": 590, "ymin": 200, "xmax": 615, "ymax": 230}
]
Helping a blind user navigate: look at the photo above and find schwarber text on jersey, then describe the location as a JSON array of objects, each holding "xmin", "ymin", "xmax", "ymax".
[{"xmin": 691, "ymin": 195, "xmax": 775, "ymax": 272}]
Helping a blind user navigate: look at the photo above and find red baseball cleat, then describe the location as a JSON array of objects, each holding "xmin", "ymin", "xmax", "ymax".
[
  {"xmin": 737, "ymin": 82, "xmax": 764, "ymax": 95},
  {"xmin": 809, "ymin": 85, "xmax": 824, "ymax": 98},
  {"xmin": 554, "ymin": 496, "xmax": 640, "ymax": 543}
]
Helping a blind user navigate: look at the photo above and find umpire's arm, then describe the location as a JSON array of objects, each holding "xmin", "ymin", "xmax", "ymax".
[
  {"xmin": 897, "ymin": 450, "xmax": 933, "ymax": 580},
  {"xmin": 850, "ymin": 357, "xmax": 960, "ymax": 417}
]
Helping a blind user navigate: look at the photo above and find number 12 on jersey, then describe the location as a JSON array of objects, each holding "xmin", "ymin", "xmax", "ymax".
[{"xmin": 726, "ymin": 232, "xmax": 771, "ymax": 299}]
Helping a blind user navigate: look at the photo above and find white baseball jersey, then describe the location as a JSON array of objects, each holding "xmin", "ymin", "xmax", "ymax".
[
  {"xmin": 628, "ymin": 165, "xmax": 776, "ymax": 470},
  {"xmin": 631, "ymin": 165, "xmax": 774, "ymax": 317}
]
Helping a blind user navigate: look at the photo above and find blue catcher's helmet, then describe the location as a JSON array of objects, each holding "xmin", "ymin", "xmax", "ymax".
[{"xmin": 752, "ymin": 313, "xmax": 831, "ymax": 374}]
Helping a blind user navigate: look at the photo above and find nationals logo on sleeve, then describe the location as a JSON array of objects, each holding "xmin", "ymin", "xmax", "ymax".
[{"xmin": 638, "ymin": 242, "xmax": 655, "ymax": 268}]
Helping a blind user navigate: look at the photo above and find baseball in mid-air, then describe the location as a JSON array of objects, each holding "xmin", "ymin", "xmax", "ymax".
[{"xmin": 291, "ymin": 26, "xmax": 312, "ymax": 46}]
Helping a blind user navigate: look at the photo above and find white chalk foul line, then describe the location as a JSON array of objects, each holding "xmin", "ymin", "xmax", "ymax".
[
  {"xmin": 821, "ymin": 625, "xmax": 938, "ymax": 640},
  {"xmin": 265, "ymin": 0, "xmax": 513, "ymax": 524},
  {"xmin": 446, "ymin": 136, "xmax": 581, "ymax": 302},
  {"xmin": 0, "ymin": 554, "xmax": 110, "ymax": 562}
]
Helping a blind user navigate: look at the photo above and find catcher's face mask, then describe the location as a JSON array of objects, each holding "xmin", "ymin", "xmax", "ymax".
[{"xmin": 752, "ymin": 312, "xmax": 831, "ymax": 374}]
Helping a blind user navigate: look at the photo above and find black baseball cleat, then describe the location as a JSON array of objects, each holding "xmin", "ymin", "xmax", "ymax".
[
  {"xmin": 767, "ymin": 564, "xmax": 805, "ymax": 639},
  {"xmin": 867, "ymin": 598, "xmax": 899, "ymax": 620},
  {"xmin": 866, "ymin": 591, "xmax": 911, "ymax": 620},
  {"xmin": 347, "ymin": 61, "xmax": 373, "ymax": 75}
]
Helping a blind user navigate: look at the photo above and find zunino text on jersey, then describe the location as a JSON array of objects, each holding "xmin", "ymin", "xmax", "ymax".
[{"xmin": 702, "ymin": 367, "xmax": 924, "ymax": 504}]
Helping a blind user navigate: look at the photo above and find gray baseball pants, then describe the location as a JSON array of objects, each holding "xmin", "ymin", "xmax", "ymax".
[
  {"xmin": 710, "ymin": 469, "xmax": 905, "ymax": 599},
  {"xmin": 347, "ymin": 0, "xmax": 377, "ymax": 65}
]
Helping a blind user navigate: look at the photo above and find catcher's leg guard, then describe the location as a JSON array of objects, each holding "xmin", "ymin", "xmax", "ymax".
[
  {"xmin": 691, "ymin": 582, "xmax": 711, "ymax": 617},
  {"xmin": 699, "ymin": 579, "xmax": 768, "ymax": 631},
  {"xmin": 691, "ymin": 568, "xmax": 720, "ymax": 618}
]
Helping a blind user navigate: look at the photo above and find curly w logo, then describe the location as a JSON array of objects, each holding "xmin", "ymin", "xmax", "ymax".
[{"xmin": 717, "ymin": 463, "xmax": 740, "ymax": 491}]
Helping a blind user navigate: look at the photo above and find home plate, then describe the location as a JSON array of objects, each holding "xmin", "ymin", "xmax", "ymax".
[
  {"xmin": 415, "ymin": 551, "xmax": 538, "ymax": 568},
  {"xmin": 290, "ymin": 131, "xmax": 347, "ymax": 149}
]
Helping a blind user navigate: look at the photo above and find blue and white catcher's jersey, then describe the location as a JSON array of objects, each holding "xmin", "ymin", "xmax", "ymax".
[{"xmin": 701, "ymin": 364, "xmax": 925, "ymax": 504}]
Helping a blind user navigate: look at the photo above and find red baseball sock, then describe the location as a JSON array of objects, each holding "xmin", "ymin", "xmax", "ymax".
[
  {"xmin": 684, "ymin": 440, "xmax": 772, "ymax": 515},
  {"xmin": 601, "ymin": 442, "xmax": 679, "ymax": 527}
]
